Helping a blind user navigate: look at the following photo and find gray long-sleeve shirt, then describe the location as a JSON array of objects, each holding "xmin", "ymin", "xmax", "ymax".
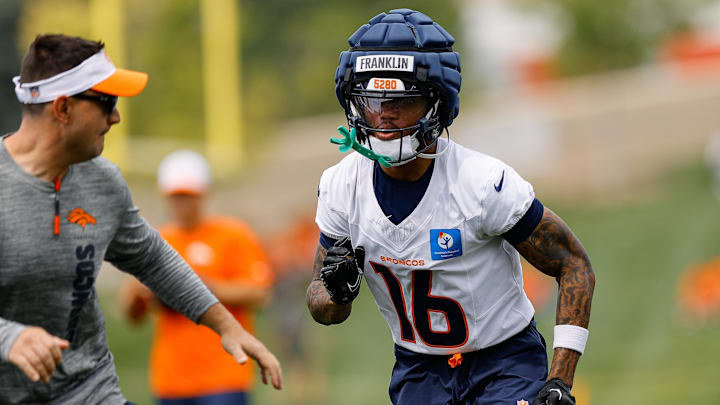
[{"xmin": 0, "ymin": 137, "xmax": 219, "ymax": 404}]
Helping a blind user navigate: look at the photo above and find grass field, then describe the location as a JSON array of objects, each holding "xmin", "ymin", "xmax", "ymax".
[{"xmin": 102, "ymin": 162, "xmax": 720, "ymax": 405}]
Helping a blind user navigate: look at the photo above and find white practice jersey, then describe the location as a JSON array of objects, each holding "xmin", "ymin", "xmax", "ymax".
[{"xmin": 316, "ymin": 138, "xmax": 537, "ymax": 355}]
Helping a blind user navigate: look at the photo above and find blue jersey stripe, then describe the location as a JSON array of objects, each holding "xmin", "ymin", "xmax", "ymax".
[
  {"xmin": 502, "ymin": 198, "xmax": 544, "ymax": 245},
  {"xmin": 319, "ymin": 232, "xmax": 338, "ymax": 250}
]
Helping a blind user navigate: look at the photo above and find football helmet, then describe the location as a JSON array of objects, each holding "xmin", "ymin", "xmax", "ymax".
[{"xmin": 334, "ymin": 9, "xmax": 461, "ymax": 166}]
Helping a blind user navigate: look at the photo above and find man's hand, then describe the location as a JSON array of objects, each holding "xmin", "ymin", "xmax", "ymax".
[
  {"xmin": 200, "ymin": 303, "xmax": 283, "ymax": 390},
  {"xmin": 533, "ymin": 378, "xmax": 575, "ymax": 405},
  {"xmin": 8, "ymin": 327, "xmax": 69, "ymax": 383},
  {"xmin": 320, "ymin": 238, "xmax": 365, "ymax": 305},
  {"xmin": 220, "ymin": 324, "xmax": 283, "ymax": 390}
]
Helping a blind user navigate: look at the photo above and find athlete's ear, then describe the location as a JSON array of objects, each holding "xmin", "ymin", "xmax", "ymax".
[{"xmin": 51, "ymin": 96, "xmax": 72, "ymax": 125}]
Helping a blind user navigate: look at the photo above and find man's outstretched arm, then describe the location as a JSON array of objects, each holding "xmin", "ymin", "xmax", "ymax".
[
  {"xmin": 106, "ymin": 203, "xmax": 282, "ymax": 389},
  {"xmin": 513, "ymin": 206, "xmax": 596, "ymax": 388}
]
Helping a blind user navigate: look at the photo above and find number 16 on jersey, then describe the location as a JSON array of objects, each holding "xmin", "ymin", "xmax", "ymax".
[{"xmin": 370, "ymin": 262, "xmax": 469, "ymax": 348}]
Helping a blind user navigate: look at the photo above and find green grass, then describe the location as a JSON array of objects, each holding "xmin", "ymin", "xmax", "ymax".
[
  {"xmin": 103, "ymin": 163, "xmax": 720, "ymax": 405},
  {"xmin": 541, "ymin": 163, "xmax": 720, "ymax": 404},
  {"xmin": 102, "ymin": 303, "xmax": 155, "ymax": 405}
]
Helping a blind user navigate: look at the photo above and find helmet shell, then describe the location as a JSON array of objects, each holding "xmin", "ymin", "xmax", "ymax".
[{"xmin": 334, "ymin": 8, "xmax": 461, "ymax": 127}]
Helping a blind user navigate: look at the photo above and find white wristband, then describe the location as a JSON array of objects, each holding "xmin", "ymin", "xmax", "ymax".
[{"xmin": 553, "ymin": 325, "xmax": 589, "ymax": 355}]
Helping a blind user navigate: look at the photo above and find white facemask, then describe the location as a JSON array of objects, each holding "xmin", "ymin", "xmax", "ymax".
[
  {"xmin": 366, "ymin": 134, "xmax": 421, "ymax": 166},
  {"xmin": 350, "ymin": 99, "xmax": 449, "ymax": 166}
]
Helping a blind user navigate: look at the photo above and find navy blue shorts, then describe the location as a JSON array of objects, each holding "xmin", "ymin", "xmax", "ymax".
[
  {"xmin": 157, "ymin": 391, "xmax": 248, "ymax": 405},
  {"xmin": 389, "ymin": 321, "xmax": 548, "ymax": 405}
]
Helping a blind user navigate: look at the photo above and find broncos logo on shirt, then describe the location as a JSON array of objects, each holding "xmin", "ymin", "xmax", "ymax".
[{"xmin": 67, "ymin": 207, "xmax": 97, "ymax": 229}]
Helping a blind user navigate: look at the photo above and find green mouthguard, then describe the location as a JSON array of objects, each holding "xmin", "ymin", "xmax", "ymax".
[{"xmin": 330, "ymin": 126, "xmax": 392, "ymax": 168}]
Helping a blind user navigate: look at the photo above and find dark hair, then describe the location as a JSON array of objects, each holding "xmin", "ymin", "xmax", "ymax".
[{"xmin": 19, "ymin": 34, "xmax": 104, "ymax": 115}]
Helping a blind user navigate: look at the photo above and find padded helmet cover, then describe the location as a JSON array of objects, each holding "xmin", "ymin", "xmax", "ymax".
[{"xmin": 334, "ymin": 8, "xmax": 461, "ymax": 127}]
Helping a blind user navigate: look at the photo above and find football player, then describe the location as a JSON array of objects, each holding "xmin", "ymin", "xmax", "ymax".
[{"xmin": 306, "ymin": 9, "xmax": 595, "ymax": 405}]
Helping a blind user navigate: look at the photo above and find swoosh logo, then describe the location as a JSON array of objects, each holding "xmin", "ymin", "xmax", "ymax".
[
  {"xmin": 494, "ymin": 170, "xmax": 505, "ymax": 192},
  {"xmin": 549, "ymin": 388, "xmax": 563, "ymax": 401},
  {"xmin": 347, "ymin": 274, "xmax": 362, "ymax": 291}
]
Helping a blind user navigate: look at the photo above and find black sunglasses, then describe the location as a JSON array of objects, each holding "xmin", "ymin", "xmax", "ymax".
[{"xmin": 71, "ymin": 93, "xmax": 118, "ymax": 115}]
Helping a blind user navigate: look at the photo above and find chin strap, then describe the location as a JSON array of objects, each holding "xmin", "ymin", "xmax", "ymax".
[
  {"xmin": 330, "ymin": 126, "xmax": 392, "ymax": 168},
  {"xmin": 417, "ymin": 127, "xmax": 451, "ymax": 160}
]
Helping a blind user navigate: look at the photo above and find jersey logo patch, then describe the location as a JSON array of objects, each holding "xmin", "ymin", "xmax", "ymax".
[
  {"xmin": 67, "ymin": 208, "xmax": 97, "ymax": 229},
  {"xmin": 429, "ymin": 229, "xmax": 463, "ymax": 260}
]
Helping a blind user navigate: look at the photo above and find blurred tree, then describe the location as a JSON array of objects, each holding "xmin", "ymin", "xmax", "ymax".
[
  {"xmin": 241, "ymin": 1, "xmax": 459, "ymax": 126},
  {"xmin": 523, "ymin": 0, "xmax": 714, "ymax": 76},
  {"xmin": 125, "ymin": 0, "xmax": 204, "ymax": 142},
  {"xmin": 0, "ymin": 0, "xmax": 23, "ymax": 134},
  {"xmin": 17, "ymin": 0, "xmax": 90, "ymax": 45},
  {"xmin": 123, "ymin": 1, "xmax": 459, "ymax": 143}
]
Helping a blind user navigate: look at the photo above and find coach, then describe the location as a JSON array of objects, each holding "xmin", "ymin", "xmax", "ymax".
[{"xmin": 0, "ymin": 34, "xmax": 281, "ymax": 404}]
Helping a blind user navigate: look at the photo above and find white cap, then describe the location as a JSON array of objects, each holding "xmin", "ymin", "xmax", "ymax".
[{"xmin": 157, "ymin": 150, "xmax": 211, "ymax": 195}]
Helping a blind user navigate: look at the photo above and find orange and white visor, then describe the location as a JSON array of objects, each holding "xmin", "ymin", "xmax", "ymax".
[{"xmin": 13, "ymin": 49, "xmax": 148, "ymax": 104}]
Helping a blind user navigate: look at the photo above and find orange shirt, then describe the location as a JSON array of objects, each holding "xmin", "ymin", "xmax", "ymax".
[{"xmin": 150, "ymin": 217, "xmax": 273, "ymax": 397}]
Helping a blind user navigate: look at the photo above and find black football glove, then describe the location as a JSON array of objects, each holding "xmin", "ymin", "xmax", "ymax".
[
  {"xmin": 533, "ymin": 378, "xmax": 575, "ymax": 405},
  {"xmin": 320, "ymin": 237, "xmax": 365, "ymax": 305}
]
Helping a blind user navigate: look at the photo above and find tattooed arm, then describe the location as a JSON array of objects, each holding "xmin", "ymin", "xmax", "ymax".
[
  {"xmin": 513, "ymin": 206, "xmax": 595, "ymax": 387},
  {"xmin": 306, "ymin": 244, "xmax": 353, "ymax": 325}
]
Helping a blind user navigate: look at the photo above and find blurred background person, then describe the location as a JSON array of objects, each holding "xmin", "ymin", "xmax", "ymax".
[
  {"xmin": 120, "ymin": 150, "xmax": 274, "ymax": 405},
  {"xmin": 677, "ymin": 256, "xmax": 720, "ymax": 323}
]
